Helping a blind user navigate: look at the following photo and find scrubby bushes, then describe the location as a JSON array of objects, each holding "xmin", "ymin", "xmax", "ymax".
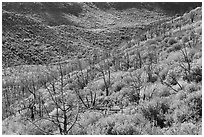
[
  {"xmin": 111, "ymin": 81, "xmax": 126, "ymax": 92},
  {"xmin": 168, "ymin": 38, "xmax": 177, "ymax": 45},
  {"xmin": 193, "ymin": 52, "xmax": 202, "ymax": 59},
  {"xmin": 172, "ymin": 43, "xmax": 182, "ymax": 51},
  {"xmin": 163, "ymin": 37, "xmax": 170, "ymax": 43},
  {"xmin": 182, "ymin": 36, "xmax": 189, "ymax": 43},
  {"xmin": 2, "ymin": 115, "xmax": 28, "ymax": 135},
  {"xmin": 171, "ymin": 90, "xmax": 202, "ymax": 124},
  {"xmin": 183, "ymin": 66, "xmax": 202, "ymax": 83},
  {"xmin": 163, "ymin": 122, "xmax": 201, "ymax": 135},
  {"xmin": 195, "ymin": 26, "xmax": 202, "ymax": 35},
  {"xmin": 86, "ymin": 113, "xmax": 147, "ymax": 135},
  {"xmin": 145, "ymin": 39, "xmax": 158, "ymax": 46},
  {"xmin": 154, "ymin": 37, "xmax": 163, "ymax": 42},
  {"xmin": 140, "ymin": 97, "xmax": 172, "ymax": 128},
  {"xmin": 156, "ymin": 84, "xmax": 171, "ymax": 97},
  {"xmin": 184, "ymin": 82, "xmax": 200, "ymax": 93},
  {"xmin": 166, "ymin": 51, "xmax": 183, "ymax": 62},
  {"xmin": 185, "ymin": 90, "xmax": 202, "ymax": 122},
  {"xmin": 189, "ymin": 11, "xmax": 195, "ymax": 23}
]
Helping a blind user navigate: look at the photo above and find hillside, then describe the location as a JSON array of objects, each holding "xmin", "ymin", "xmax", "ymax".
[
  {"xmin": 2, "ymin": 2, "xmax": 201, "ymax": 67},
  {"xmin": 2, "ymin": 2, "xmax": 202, "ymax": 135}
]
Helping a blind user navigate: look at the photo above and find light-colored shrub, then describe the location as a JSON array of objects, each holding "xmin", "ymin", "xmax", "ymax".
[
  {"xmin": 175, "ymin": 90, "xmax": 187, "ymax": 100},
  {"xmin": 184, "ymin": 82, "xmax": 200, "ymax": 93},
  {"xmin": 154, "ymin": 37, "xmax": 163, "ymax": 42},
  {"xmin": 193, "ymin": 52, "xmax": 202, "ymax": 59},
  {"xmin": 112, "ymin": 81, "xmax": 126, "ymax": 92},
  {"xmin": 163, "ymin": 37, "xmax": 170, "ymax": 43},
  {"xmin": 157, "ymin": 84, "xmax": 171, "ymax": 97},
  {"xmin": 164, "ymin": 122, "xmax": 201, "ymax": 135},
  {"xmin": 140, "ymin": 97, "xmax": 171, "ymax": 128},
  {"xmin": 195, "ymin": 26, "xmax": 202, "ymax": 35},
  {"xmin": 86, "ymin": 113, "xmax": 146, "ymax": 135},
  {"xmin": 168, "ymin": 38, "xmax": 177, "ymax": 45},
  {"xmin": 2, "ymin": 115, "xmax": 28, "ymax": 135},
  {"xmin": 182, "ymin": 36, "xmax": 189, "ymax": 43},
  {"xmin": 166, "ymin": 51, "xmax": 182, "ymax": 62},
  {"xmin": 172, "ymin": 43, "xmax": 182, "ymax": 51},
  {"xmin": 185, "ymin": 90, "xmax": 202, "ymax": 121},
  {"xmin": 145, "ymin": 39, "xmax": 158, "ymax": 46}
]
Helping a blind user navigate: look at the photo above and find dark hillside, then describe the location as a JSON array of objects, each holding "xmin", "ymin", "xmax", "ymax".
[
  {"xmin": 2, "ymin": 2, "xmax": 83, "ymax": 26},
  {"xmin": 2, "ymin": 2, "xmax": 202, "ymax": 67},
  {"xmin": 156, "ymin": 2, "xmax": 202, "ymax": 15},
  {"xmin": 3, "ymin": 2, "xmax": 202, "ymax": 26},
  {"xmin": 2, "ymin": 2, "xmax": 168, "ymax": 67},
  {"xmin": 2, "ymin": 2, "xmax": 83, "ymax": 16},
  {"xmin": 93, "ymin": 2, "xmax": 202, "ymax": 14}
]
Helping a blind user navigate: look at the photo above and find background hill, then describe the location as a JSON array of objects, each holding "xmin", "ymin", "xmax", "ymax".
[
  {"xmin": 2, "ymin": 2, "xmax": 202, "ymax": 67},
  {"xmin": 3, "ymin": 2, "xmax": 202, "ymax": 26}
]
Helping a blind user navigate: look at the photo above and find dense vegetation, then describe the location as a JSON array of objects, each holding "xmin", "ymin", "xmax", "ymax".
[{"xmin": 2, "ymin": 2, "xmax": 202, "ymax": 135}]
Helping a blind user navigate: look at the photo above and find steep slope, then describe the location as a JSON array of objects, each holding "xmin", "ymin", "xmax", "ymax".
[
  {"xmin": 1, "ymin": 2, "xmax": 164, "ymax": 67},
  {"xmin": 2, "ymin": 2, "xmax": 202, "ymax": 67}
]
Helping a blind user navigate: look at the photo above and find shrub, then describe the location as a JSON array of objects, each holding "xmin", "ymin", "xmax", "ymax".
[
  {"xmin": 189, "ymin": 11, "xmax": 195, "ymax": 23},
  {"xmin": 190, "ymin": 66, "xmax": 202, "ymax": 83},
  {"xmin": 166, "ymin": 68, "xmax": 181, "ymax": 84},
  {"xmin": 157, "ymin": 85, "xmax": 171, "ymax": 97},
  {"xmin": 163, "ymin": 37, "xmax": 170, "ymax": 43},
  {"xmin": 193, "ymin": 52, "xmax": 202, "ymax": 59},
  {"xmin": 142, "ymin": 124, "xmax": 164, "ymax": 135},
  {"xmin": 80, "ymin": 111, "xmax": 103, "ymax": 127},
  {"xmin": 185, "ymin": 90, "xmax": 202, "ymax": 122},
  {"xmin": 122, "ymin": 76, "xmax": 133, "ymax": 85},
  {"xmin": 121, "ymin": 87, "xmax": 140, "ymax": 104},
  {"xmin": 194, "ymin": 58, "xmax": 202, "ymax": 67},
  {"xmin": 168, "ymin": 38, "xmax": 177, "ymax": 45},
  {"xmin": 150, "ymin": 74, "xmax": 158, "ymax": 83},
  {"xmin": 2, "ymin": 115, "xmax": 28, "ymax": 135},
  {"xmin": 166, "ymin": 47, "xmax": 174, "ymax": 53},
  {"xmin": 145, "ymin": 39, "xmax": 158, "ymax": 46},
  {"xmin": 175, "ymin": 22, "xmax": 182, "ymax": 30},
  {"xmin": 189, "ymin": 30, "xmax": 196, "ymax": 40},
  {"xmin": 175, "ymin": 90, "xmax": 187, "ymax": 100},
  {"xmin": 171, "ymin": 100, "xmax": 188, "ymax": 123},
  {"xmin": 161, "ymin": 41, "xmax": 170, "ymax": 48},
  {"xmin": 94, "ymin": 79, "xmax": 109, "ymax": 91},
  {"xmin": 172, "ymin": 90, "xmax": 202, "ymax": 123},
  {"xmin": 164, "ymin": 122, "xmax": 201, "ymax": 135},
  {"xmin": 187, "ymin": 49, "xmax": 196, "ymax": 60},
  {"xmin": 179, "ymin": 122, "xmax": 201, "ymax": 135},
  {"xmin": 87, "ymin": 113, "xmax": 146, "ymax": 135},
  {"xmin": 194, "ymin": 20, "xmax": 202, "ymax": 28},
  {"xmin": 172, "ymin": 43, "xmax": 182, "ymax": 51},
  {"xmin": 159, "ymin": 67, "xmax": 169, "ymax": 81},
  {"xmin": 182, "ymin": 36, "xmax": 189, "ymax": 43},
  {"xmin": 195, "ymin": 26, "xmax": 202, "ymax": 35},
  {"xmin": 154, "ymin": 37, "xmax": 162, "ymax": 42},
  {"xmin": 27, "ymin": 119, "xmax": 56, "ymax": 135},
  {"xmin": 184, "ymin": 82, "xmax": 199, "ymax": 93},
  {"xmin": 128, "ymin": 49, "xmax": 137, "ymax": 56},
  {"xmin": 140, "ymin": 97, "xmax": 171, "ymax": 128},
  {"xmin": 149, "ymin": 44, "xmax": 158, "ymax": 50},
  {"xmin": 70, "ymin": 111, "xmax": 104, "ymax": 135},
  {"xmin": 166, "ymin": 51, "xmax": 182, "ymax": 62},
  {"xmin": 112, "ymin": 81, "xmax": 126, "ymax": 92}
]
